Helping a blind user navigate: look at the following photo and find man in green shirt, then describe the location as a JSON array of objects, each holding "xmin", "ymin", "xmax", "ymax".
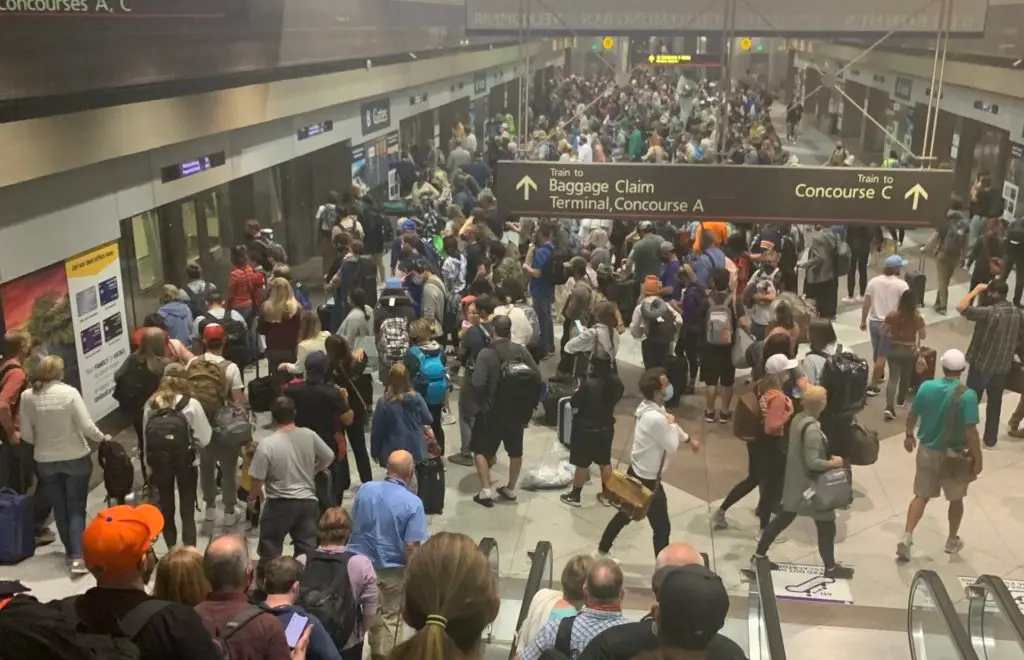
[
  {"xmin": 898, "ymin": 349, "xmax": 982, "ymax": 562},
  {"xmin": 628, "ymin": 126, "xmax": 644, "ymax": 162}
]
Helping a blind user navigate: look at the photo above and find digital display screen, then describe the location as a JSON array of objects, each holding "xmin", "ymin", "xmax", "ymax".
[
  {"xmin": 297, "ymin": 120, "xmax": 334, "ymax": 141},
  {"xmin": 160, "ymin": 151, "xmax": 226, "ymax": 183}
]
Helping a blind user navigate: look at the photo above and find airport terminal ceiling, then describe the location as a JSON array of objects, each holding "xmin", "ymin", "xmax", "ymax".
[{"xmin": 0, "ymin": 0, "xmax": 498, "ymax": 104}]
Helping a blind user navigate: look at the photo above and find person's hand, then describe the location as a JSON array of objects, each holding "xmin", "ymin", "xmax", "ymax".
[
  {"xmin": 101, "ymin": 434, "xmax": 112, "ymax": 443},
  {"xmin": 339, "ymin": 388, "xmax": 349, "ymax": 402},
  {"xmin": 352, "ymin": 348, "xmax": 366, "ymax": 362},
  {"xmin": 277, "ymin": 363, "xmax": 291, "ymax": 371},
  {"xmin": 247, "ymin": 490, "xmax": 260, "ymax": 504},
  {"xmin": 859, "ymin": 321, "xmax": 867, "ymax": 332},
  {"xmin": 904, "ymin": 434, "xmax": 917, "ymax": 453},
  {"xmin": 424, "ymin": 427, "xmax": 436, "ymax": 441},
  {"xmin": 290, "ymin": 625, "xmax": 312, "ymax": 660},
  {"xmin": 616, "ymin": 324, "xmax": 626, "ymax": 334},
  {"xmin": 7, "ymin": 431, "xmax": 20, "ymax": 445},
  {"xmin": 664, "ymin": 413, "xmax": 676, "ymax": 425},
  {"xmin": 973, "ymin": 282, "xmax": 988, "ymax": 295},
  {"xmin": 827, "ymin": 456, "xmax": 844, "ymax": 469},
  {"xmin": 689, "ymin": 437, "xmax": 702, "ymax": 453}
]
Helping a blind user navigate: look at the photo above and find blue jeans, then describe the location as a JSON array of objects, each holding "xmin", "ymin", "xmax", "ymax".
[
  {"xmin": 532, "ymin": 295, "xmax": 555, "ymax": 355},
  {"xmin": 36, "ymin": 455, "xmax": 92, "ymax": 558},
  {"xmin": 966, "ymin": 369, "xmax": 1006, "ymax": 447},
  {"xmin": 868, "ymin": 320, "xmax": 890, "ymax": 361}
]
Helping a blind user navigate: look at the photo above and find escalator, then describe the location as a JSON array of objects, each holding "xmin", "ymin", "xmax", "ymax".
[
  {"xmin": 479, "ymin": 537, "xmax": 500, "ymax": 645},
  {"xmin": 508, "ymin": 541, "xmax": 554, "ymax": 660},
  {"xmin": 964, "ymin": 575, "xmax": 1024, "ymax": 658},
  {"xmin": 747, "ymin": 556, "xmax": 787, "ymax": 660},
  {"xmin": 908, "ymin": 570, "xmax": 978, "ymax": 659}
]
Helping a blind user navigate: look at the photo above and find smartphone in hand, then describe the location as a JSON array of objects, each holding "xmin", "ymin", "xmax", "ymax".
[{"xmin": 285, "ymin": 613, "xmax": 310, "ymax": 649}]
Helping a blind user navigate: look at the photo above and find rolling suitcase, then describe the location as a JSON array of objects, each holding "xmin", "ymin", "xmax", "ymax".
[
  {"xmin": 904, "ymin": 258, "xmax": 927, "ymax": 308},
  {"xmin": 416, "ymin": 457, "xmax": 445, "ymax": 515},
  {"xmin": 911, "ymin": 346, "xmax": 937, "ymax": 392},
  {"xmin": 542, "ymin": 380, "xmax": 574, "ymax": 426},
  {"xmin": 0, "ymin": 487, "xmax": 35, "ymax": 564},
  {"xmin": 557, "ymin": 397, "xmax": 573, "ymax": 447}
]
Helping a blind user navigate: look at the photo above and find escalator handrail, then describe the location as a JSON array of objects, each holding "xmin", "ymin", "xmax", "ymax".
[
  {"xmin": 908, "ymin": 569, "xmax": 978, "ymax": 660},
  {"xmin": 751, "ymin": 556, "xmax": 787, "ymax": 660},
  {"xmin": 967, "ymin": 575, "xmax": 1024, "ymax": 654},
  {"xmin": 478, "ymin": 538, "xmax": 499, "ymax": 643},
  {"xmin": 509, "ymin": 540, "xmax": 554, "ymax": 660}
]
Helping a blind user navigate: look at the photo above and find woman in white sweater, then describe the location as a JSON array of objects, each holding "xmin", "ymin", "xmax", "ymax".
[
  {"xmin": 21, "ymin": 355, "xmax": 109, "ymax": 575},
  {"xmin": 280, "ymin": 310, "xmax": 331, "ymax": 376}
]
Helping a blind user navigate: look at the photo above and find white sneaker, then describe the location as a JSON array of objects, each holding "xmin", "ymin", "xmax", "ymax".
[
  {"xmin": 223, "ymin": 512, "xmax": 239, "ymax": 528},
  {"xmin": 896, "ymin": 537, "xmax": 913, "ymax": 562},
  {"xmin": 441, "ymin": 408, "xmax": 457, "ymax": 426},
  {"xmin": 841, "ymin": 297, "xmax": 856, "ymax": 304},
  {"xmin": 204, "ymin": 507, "xmax": 217, "ymax": 523},
  {"xmin": 593, "ymin": 550, "xmax": 620, "ymax": 564}
]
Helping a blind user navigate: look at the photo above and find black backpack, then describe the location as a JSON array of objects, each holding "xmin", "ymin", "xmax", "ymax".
[
  {"xmin": 494, "ymin": 350, "xmax": 542, "ymax": 426},
  {"xmin": 539, "ymin": 615, "xmax": 576, "ymax": 660},
  {"xmin": 297, "ymin": 551, "xmax": 360, "ymax": 650},
  {"xmin": 812, "ymin": 347, "xmax": 869, "ymax": 417},
  {"xmin": 57, "ymin": 596, "xmax": 172, "ymax": 660},
  {"xmin": 197, "ymin": 315, "xmax": 251, "ymax": 369},
  {"xmin": 113, "ymin": 358, "xmax": 160, "ymax": 413},
  {"xmin": 144, "ymin": 397, "xmax": 195, "ymax": 472},
  {"xmin": 183, "ymin": 282, "xmax": 217, "ymax": 317},
  {"xmin": 541, "ymin": 243, "xmax": 573, "ymax": 286},
  {"xmin": 97, "ymin": 441, "xmax": 135, "ymax": 502}
]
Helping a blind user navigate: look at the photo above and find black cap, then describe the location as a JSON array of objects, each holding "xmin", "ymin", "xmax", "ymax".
[
  {"xmin": 653, "ymin": 565, "xmax": 729, "ymax": 650},
  {"xmin": 305, "ymin": 352, "xmax": 329, "ymax": 378}
]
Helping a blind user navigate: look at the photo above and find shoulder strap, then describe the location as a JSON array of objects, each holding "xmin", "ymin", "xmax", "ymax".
[
  {"xmin": 221, "ymin": 605, "xmax": 267, "ymax": 642},
  {"xmin": 554, "ymin": 615, "xmax": 576, "ymax": 657},
  {"xmin": 119, "ymin": 599, "xmax": 173, "ymax": 638},
  {"xmin": 0, "ymin": 363, "xmax": 22, "ymax": 382},
  {"xmin": 940, "ymin": 384, "xmax": 967, "ymax": 451},
  {"xmin": 174, "ymin": 395, "xmax": 191, "ymax": 413}
]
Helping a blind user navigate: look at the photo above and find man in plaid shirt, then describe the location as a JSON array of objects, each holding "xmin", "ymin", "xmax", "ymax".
[{"xmin": 957, "ymin": 279, "xmax": 1024, "ymax": 447}]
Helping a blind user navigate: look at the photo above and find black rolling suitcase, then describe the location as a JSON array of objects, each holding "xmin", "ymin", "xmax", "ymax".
[
  {"xmin": 904, "ymin": 258, "xmax": 927, "ymax": 308},
  {"xmin": 542, "ymin": 380, "xmax": 575, "ymax": 426},
  {"xmin": 416, "ymin": 457, "xmax": 445, "ymax": 515}
]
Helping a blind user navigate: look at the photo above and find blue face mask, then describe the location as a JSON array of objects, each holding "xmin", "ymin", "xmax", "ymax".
[{"xmin": 663, "ymin": 384, "xmax": 674, "ymax": 402}]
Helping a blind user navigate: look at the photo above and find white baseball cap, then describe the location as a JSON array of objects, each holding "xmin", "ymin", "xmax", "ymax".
[
  {"xmin": 765, "ymin": 353, "xmax": 799, "ymax": 376},
  {"xmin": 940, "ymin": 349, "xmax": 967, "ymax": 372}
]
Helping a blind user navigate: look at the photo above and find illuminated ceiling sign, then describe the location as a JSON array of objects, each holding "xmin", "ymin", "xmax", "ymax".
[
  {"xmin": 0, "ymin": 0, "xmax": 226, "ymax": 17},
  {"xmin": 465, "ymin": 0, "xmax": 987, "ymax": 35},
  {"xmin": 648, "ymin": 53, "xmax": 693, "ymax": 64}
]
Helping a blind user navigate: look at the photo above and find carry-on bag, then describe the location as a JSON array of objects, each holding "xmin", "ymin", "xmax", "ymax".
[{"xmin": 416, "ymin": 457, "xmax": 446, "ymax": 515}]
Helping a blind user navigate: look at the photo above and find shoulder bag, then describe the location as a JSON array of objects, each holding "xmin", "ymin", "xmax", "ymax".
[
  {"xmin": 938, "ymin": 384, "xmax": 976, "ymax": 482},
  {"xmin": 601, "ymin": 415, "xmax": 665, "ymax": 522},
  {"xmin": 800, "ymin": 418, "xmax": 853, "ymax": 512}
]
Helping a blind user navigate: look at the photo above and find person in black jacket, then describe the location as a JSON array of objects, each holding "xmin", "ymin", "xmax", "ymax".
[
  {"xmin": 560, "ymin": 357, "xmax": 624, "ymax": 508},
  {"xmin": 449, "ymin": 294, "xmax": 496, "ymax": 467}
]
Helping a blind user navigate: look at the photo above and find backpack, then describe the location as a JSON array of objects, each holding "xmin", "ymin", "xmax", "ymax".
[
  {"xmin": 541, "ymin": 244, "xmax": 573, "ymax": 286},
  {"xmin": 319, "ymin": 203, "xmax": 340, "ymax": 234},
  {"xmin": 183, "ymin": 282, "xmax": 217, "ymax": 317},
  {"xmin": 538, "ymin": 615, "xmax": 576, "ymax": 660},
  {"xmin": 113, "ymin": 358, "xmax": 160, "ymax": 413},
  {"xmin": 298, "ymin": 551, "xmax": 360, "ymax": 651},
  {"xmin": 515, "ymin": 302, "xmax": 542, "ymax": 347},
  {"xmin": 55, "ymin": 597, "xmax": 172, "ymax": 660},
  {"xmin": 834, "ymin": 240, "xmax": 852, "ymax": 277},
  {"xmin": 442, "ymin": 291, "xmax": 462, "ymax": 336},
  {"xmin": 144, "ymin": 397, "xmax": 195, "ymax": 472},
  {"xmin": 97, "ymin": 441, "xmax": 135, "ymax": 501},
  {"xmin": 410, "ymin": 346, "xmax": 449, "ymax": 406},
  {"xmin": 639, "ymin": 298, "xmax": 676, "ymax": 345},
  {"xmin": 209, "ymin": 605, "xmax": 268, "ymax": 660},
  {"xmin": 812, "ymin": 347, "xmax": 869, "ymax": 417},
  {"xmin": 733, "ymin": 383, "xmax": 762, "ymax": 442},
  {"xmin": 187, "ymin": 358, "xmax": 230, "ymax": 421},
  {"xmin": 943, "ymin": 219, "xmax": 970, "ymax": 256},
  {"xmin": 704, "ymin": 293, "xmax": 735, "ymax": 347},
  {"xmin": 378, "ymin": 316, "xmax": 410, "ymax": 364},
  {"xmin": 494, "ymin": 349, "xmax": 543, "ymax": 426},
  {"xmin": 213, "ymin": 403, "xmax": 254, "ymax": 450}
]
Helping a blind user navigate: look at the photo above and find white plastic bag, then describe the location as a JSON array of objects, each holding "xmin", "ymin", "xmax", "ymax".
[{"xmin": 520, "ymin": 441, "xmax": 578, "ymax": 491}]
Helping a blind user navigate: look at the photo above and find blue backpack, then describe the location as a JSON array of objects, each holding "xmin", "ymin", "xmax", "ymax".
[{"xmin": 410, "ymin": 346, "xmax": 448, "ymax": 406}]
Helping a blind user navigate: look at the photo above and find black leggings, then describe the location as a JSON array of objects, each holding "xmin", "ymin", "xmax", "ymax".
[
  {"xmin": 719, "ymin": 439, "xmax": 785, "ymax": 530},
  {"xmin": 847, "ymin": 245, "xmax": 870, "ymax": 298},
  {"xmin": 151, "ymin": 461, "xmax": 198, "ymax": 548},
  {"xmin": 675, "ymin": 331, "xmax": 701, "ymax": 383},
  {"xmin": 345, "ymin": 421, "xmax": 374, "ymax": 485},
  {"xmin": 427, "ymin": 403, "xmax": 446, "ymax": 455},
  {"xmin": 756, "ymin": 511, "xmax": 837, "ymax": 569},
  {"xmin": 889, "ymin": 227, "xmax": 905, "ymax": 245}
]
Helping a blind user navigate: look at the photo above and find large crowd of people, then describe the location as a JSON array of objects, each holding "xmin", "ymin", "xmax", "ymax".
[{"xmin": 0, "ymin": 64, "xmax": 1017, "ymax": 660}]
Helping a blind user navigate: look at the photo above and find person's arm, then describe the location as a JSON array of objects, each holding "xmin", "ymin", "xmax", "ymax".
[
  {"xmin": 0, "ymin": 368, "xmax": 26, "ymax": 443},
  {"xmin": 648, "ymin": 414, "xmax": 681, "ymax": 454},
  {"xmin": 859, "ymin": 294, "xmax": 872, "ymax": 330},
  {"xmin": 518, "ymin": 620, "xmax": 558, "ymax": 660},
  {"xmin": 629, "ymin": 304, "xmax": 645, "ymax": 339},
  {"xmin": 960, "ymin": 390, "xmax": 983, "ymax": 475},
  {"xmin": 71, "ymin": 389, "xmax": 106, "ymax": 443},
  {"xmin": 313, "ymin": 434, "xmax": 335, "ymax": 473},
  {"xmin": 403, "ymin": 505, "xmax": 429, "ymax": 562},
  {"xmin": 334, "ymin": 389, "xmax": 354, "ymax": 427},
  {"xmin": 803, "ymin": 423, "xmax": 837, "ymax": 472},
  {"xmin": 189, "ymin": 400, "xmax": 213, "ymax": 449},
  {"xmin": 369, "ymin": 406, "xmax": 385, "ymax": 463},
  {"xmin": 564, "ymin": 327, "xmax": 597, "ymax": 355},
  {"xmin": 958, "ymin": 283, "xmax": 989, "ymax": 315}
]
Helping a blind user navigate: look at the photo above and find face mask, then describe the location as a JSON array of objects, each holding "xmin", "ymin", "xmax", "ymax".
[{"xmin": 663, "ymin": 384, "xmax": 674, "ymax": 402}]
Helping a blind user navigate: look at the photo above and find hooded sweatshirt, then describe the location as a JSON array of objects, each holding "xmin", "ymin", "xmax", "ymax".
[
  {"xmin": 631, "ymin": 399, "xmax": 684, "ymax": 480},
  {"xmin": 158, "ymin": 300, "xmax": 194, "ymax": 345},
  {"xmin": 369, "ymin": 392, "xmax": 432, "ymax": 464}
]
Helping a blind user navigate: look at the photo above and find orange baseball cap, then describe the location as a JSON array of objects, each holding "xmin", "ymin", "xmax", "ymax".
[{"xmin": 82, "ymin": 504, "xmax": 164, "ymax": 578}]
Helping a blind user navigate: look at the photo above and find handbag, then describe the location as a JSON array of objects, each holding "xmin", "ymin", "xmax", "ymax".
[
  {"xmin": 938, "ymin": 384, "xmax": 976, "ymax": 482},
  {"xmin": 799, "ymin": 419, "xmax": 854, "ymax": 511},
  {"xmin": 600, "ymin": 419, "xmax": 665, "ymax": 522},
  {"xmin": 731, "ymin": 327, "xmax": 754, "ymax": 369}
]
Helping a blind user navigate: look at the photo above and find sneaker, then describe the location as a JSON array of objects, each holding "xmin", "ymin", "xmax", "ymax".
[
  {"xmin": 750, "ymin": 554, "xmax": 779, "ymax": 571},
  {"xmin": 205, "ymin": 507, "xmax": 217, "ymax": 523},
  {"xmin": 560, "ymin": 491, "xmax": 582, "ymax": 507},
  {"xmin": 704, "ymin": 410, "xmax": 717, "ymax": 423},
  {"xmin": 825, "ymin": 564, "xmax": 855, "ymax": 580},
  {"xmin": 593, "ymin": 549, "xmax": 620, "ymax": 563},
  {"xmin": 896, "ymin": 395, "xmax": 906, "ymax": 408},
  {"xmin": 596, "ymin": 493, "xmax": 611, "ymax": 507},
  {"xmin": 69, "ymin": 559, "xmax": 89, "ymax": 577},
  {"xmin": 841, "ymin": 297, "xmax": 856, "ymax": 304},
  {"xmin": 447, "ymin": 452, "xmax": 474, "ymax": 467},
  {"xmin": 683, "ymin": 381, "xmax": 696, "ymax": 395},
  {"xmin": 884, "ymin": 408, "xmax": 896, "ymax": 421},
  {"xmin": 496, "ymin": 485, "xmax": 517, "ymax": 502},
  {"xmin": 712, "ymin": 509, "xmax": 728, "ymax": 530},
  {"xmin": 473, "ymin": 493, "xmax": 495, "ymax": 508},
  {"xmin": 223, "ymin": 512, "xmax": 239, "ymax": 528},
  {"xmin": 944, "ymin": 536, "xmax": 965, "ymax": 554},
  {"xmin": 866, "ymin": 386, "xmax": 881, "ymax": 397},
  {"xmin": 441, "ymin": 408, "xmax": 457, "ymax": 426},
  {"xmin": 34, "ymin": 529, "xmax": 55, "ymax": 547},
  {"xmin": 896, "ymin": 538, "xmax": 913, "ymax": 562},
  {"xmin": 719, "ymin": 411, "xmax": 732, "ymax": 425}
]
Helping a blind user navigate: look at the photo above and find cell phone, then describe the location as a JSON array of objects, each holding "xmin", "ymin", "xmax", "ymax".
[
  {"xmin": 575, "ymin": 319, "xmax": 585, "ymax": 333},
  {"xmin": 284, "ymin": 613, "xmax": 309, "ymax": 649}
]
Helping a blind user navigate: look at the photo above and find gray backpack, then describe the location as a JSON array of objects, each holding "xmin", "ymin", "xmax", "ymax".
[
  {"xmin": 704, "ymin": 294, "xmax": 735, "ymax": 347},
  {"xmin": 213, "ymin": 403, "xmax": 253, "ymax": 450}
]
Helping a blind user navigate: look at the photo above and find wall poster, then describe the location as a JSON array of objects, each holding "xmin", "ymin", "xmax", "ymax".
[{"xmin": 65, "ymin": 242, "xmax": 131, "ymax": 420}]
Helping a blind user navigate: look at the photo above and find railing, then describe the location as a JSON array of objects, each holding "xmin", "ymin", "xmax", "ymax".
[
  {"xmin": 508, "ymin": 540, "xmax": 554, "ymax": 660},
  {"xmin": 747, "ymin": 556, "xmax": 787, "ymax": 660},
  {"xmin": 908, "ymin": 570, "xmax": 978, "ymax": 660},
  {"xmin": 479, "ymin": 537, "xmax": 500, "ymax": 645},
  {"xmin": 965, "ymin": 575, "xmax": 1024, "ymax": 659}
]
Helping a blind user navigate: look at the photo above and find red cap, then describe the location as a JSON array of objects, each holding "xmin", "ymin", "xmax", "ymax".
[{"xmin": 202, "ymin": 323, "xmax": 226, "ymax": 342}]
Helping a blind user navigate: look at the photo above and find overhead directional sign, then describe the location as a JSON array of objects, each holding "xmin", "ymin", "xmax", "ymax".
[
  {"xmin": 494, "ymin": 162, "xmax": 955, "ymax": 227},
  {"xmin": 465, "ymin": 0, "xmax": 987, "ymax": 35}
]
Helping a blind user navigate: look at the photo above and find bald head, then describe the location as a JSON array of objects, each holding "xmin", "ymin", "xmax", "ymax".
[
  {"xmin": 387, "ymin": 450, "xmax": 415, "ymax": 481},
  {"xmin": 655, "ymin": 542, "xmax": 703, "ymax": 572},
  {"xmin": 585, "ymin": 558, "xmax": 624, "ymax": 606},
  {"xmin": 204, "ymin": 533, "xmax": 250, "ymax": 593}
]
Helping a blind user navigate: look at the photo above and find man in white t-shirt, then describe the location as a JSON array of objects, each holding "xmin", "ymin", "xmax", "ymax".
[
  {"xmin": 578, "ymin": 135, "xmax": 594, "ymax": 163},
  {"xmin": 860, "ymin": 255, "xmax": 910, "ymax": 395},
  {"xmin": 192, "ymin": 323, "xmax": 247, "ymax": 527}
]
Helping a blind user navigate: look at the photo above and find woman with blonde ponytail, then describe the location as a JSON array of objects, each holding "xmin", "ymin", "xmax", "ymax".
[{"xmin": 387, "ymin": 532, "xmax": 499, "ymax": 660}]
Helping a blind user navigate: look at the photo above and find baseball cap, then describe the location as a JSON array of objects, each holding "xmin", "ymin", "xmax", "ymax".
[
  {"xmin": 305, "ymin": 351, "xmax": 329, "ymax": 377},
  {"xmin": 202, "ymin": 323, "xmax": 226, "ymax": 343},
  {"xmin": 765, "ymin": 353, "xmax": 799, "ymax": 375},
  {"xmin": 654, "ymin": 564, "xmax": 729, "ymax": 650},
  {"xmin": 638, "ymin": 220, "xmax": 655, "ymax": 233},
  {"xmin": 398, "ymin": 218, "xmax": 417, "ymax": 233},
  {"xmin": 941, "ymin": 348, "xmax": 967, "ymax": 372},
  {"xmin": 884, "ymin": 254, "xmax": 908, "ymax": 269},
  {"xmin": 82, "ymin": 504, "xmax": 164, "ymax": 579}
]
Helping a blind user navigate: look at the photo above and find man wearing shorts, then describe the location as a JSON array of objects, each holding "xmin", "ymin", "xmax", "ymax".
[
  {"xmin": 898, "ymin": 349, "xmax": 983, "ymax": 562},
  {"xmin": 860, "ymin": 255, "xmax": 909, "ymax": 395}
]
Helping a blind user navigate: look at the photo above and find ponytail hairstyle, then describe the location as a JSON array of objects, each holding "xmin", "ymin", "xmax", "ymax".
[{"xmin": 388, "ymin": 532, "xmax": 499, "ymax": 660}]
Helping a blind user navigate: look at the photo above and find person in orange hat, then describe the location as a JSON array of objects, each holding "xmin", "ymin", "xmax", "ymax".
[
  {"xmin": 630, "ymin": 275, "xmax": 682, "ymax": 370},
  {"xmin": 60, "ymin": 504, "xmax": 222, "ymax": 660}
]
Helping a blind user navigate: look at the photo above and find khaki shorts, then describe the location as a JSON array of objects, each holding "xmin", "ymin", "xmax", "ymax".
[{"xmin": 914, "ymin": 445, "xmax": 971, "ymax": 502}]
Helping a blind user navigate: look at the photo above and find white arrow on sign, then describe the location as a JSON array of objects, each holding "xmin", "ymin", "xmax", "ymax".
[
  {"xmin": 516, "ymin": 175, "xmax": 538, "ymax": 200},
  {"xmin": 904, "ymin": 183, "xmax": 929, "ymax": 211}
]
